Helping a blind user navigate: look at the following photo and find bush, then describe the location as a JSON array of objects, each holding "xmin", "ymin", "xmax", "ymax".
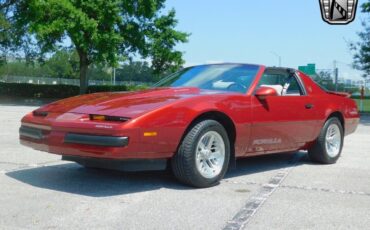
[
  {"xmin": 87, "ymin": 85, "xmax": 128, "ymax": 93},
  {"xmin": 1, "ymin": 82, "xmax": 366, "ymax": 101},
  {"xmin": 127, "ymin": 85, "xmax": 149, "ymax": 91},
  {"xmin": 0, "ymin": 83, "xmax": 79, "ymax": 98},
  {"xmin": 0, "ymin": 82, "xmax": 147, "ymax": 99},
  {"xmin": 351, "ymin": 95, "xmax": 370, "ymax": 100}
]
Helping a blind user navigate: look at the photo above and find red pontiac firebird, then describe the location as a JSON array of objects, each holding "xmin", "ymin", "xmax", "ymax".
[{"xmin": 19, "ymin": 64, "xmax": 359, "ymax": 187}]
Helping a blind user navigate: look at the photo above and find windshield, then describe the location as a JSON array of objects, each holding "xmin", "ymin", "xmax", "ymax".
[{"xmin": 153, "ymin": 64, "xmax": 260, "ymax": 94}]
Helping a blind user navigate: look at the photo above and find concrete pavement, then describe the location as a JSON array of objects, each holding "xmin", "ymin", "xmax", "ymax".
[{"xmin": 0, "ymin": 105, "xmax": 369, "ymax": 229}]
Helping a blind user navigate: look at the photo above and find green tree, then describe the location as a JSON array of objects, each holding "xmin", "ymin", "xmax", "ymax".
[
  {"xmin": 0, "ymin": 60, "xmax": 46, "ymax": 77},
  {"xmin": 87, "ymin": 64, "xmax": 111, "ymax": 81},
  {"xmin": 0, "ymin": 50, "xmax": 114, "ymax": 80},
  {"xmin": 116, "ymin": 61, "xmax": 155, "ymax": 82},
  {"xmin": 44, "ymin": 50, "xmax": 79, "ymax": 79},
  {"xmin": 312, "ymin": 70, "xmax": 334, "ymax": 90},
  {"xmin": 350, "ymin": 1, "xmax": 370, "ymax": 76},
  {"xmin": 1, "ymin": 0, "xmax": 189, "ymax": 93}
]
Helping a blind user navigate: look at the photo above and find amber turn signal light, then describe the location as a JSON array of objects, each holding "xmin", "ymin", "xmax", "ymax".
[
  {"xmin": 143, "ymin": 132, "xmax": 157, "ymax": 137},
  {"xmin": 89, "ymin": 114, "xmax": 129, "ymax": 122}
]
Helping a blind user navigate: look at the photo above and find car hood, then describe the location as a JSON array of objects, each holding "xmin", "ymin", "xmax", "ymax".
[{"xmin": 39, "ymin": 87, "xmax": 207, "ymax": 118}]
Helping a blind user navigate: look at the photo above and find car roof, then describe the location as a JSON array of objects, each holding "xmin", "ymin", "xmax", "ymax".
[
  {"xmin": 265, "ymin": 66, "xmax": 296, "ymax": 72},
  {"xmin": 186, "ymin": 63, "xmax": 263, "ymax": 69},
  {"xmin": 186, "ymin": 64, "xmax": 298, "ymax": 73}
]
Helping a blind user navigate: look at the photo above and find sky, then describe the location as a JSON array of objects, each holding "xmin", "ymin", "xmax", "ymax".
[{"xmin": 164, "ymin": 0, "xmax": 369, "ymax": 81}]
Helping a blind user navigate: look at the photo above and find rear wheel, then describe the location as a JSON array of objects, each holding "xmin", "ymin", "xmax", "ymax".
[
  {"xmin": 308, "ymin": 117, "xmax": 343, "ymax": 164},
  {"xmin": 171, "ymin": 120, "xmax": 230, "ymax": 188}
]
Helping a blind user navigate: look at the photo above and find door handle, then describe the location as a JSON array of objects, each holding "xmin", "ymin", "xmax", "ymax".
[{"xmin": 305, "ymin": 103, "xmax": 314, "ymax": 109}]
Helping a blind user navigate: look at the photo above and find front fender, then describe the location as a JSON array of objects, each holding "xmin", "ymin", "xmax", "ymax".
[{"xmin": 123, "ymin": 94, "xmax": 252, "ymax": 157}]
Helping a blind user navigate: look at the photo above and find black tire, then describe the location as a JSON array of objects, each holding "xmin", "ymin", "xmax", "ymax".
[
  {"xmin": 308, "ymin": 117, "xmax": 344, "ymax": 164},
  {"xmin": 171, "ymin": 120, "xmax": 230, "ymax": 188}
]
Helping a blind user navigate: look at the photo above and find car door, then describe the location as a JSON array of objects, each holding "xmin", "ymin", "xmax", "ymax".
[{"xmin": 247, "ymin": 68, "xmax": 317, "ymax": 154}]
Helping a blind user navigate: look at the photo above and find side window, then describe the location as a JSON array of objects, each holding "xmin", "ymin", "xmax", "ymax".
[
  {"xmin": 285, "ymin": 77, "xmax": 303, "ymax": 95},
  {"xmin": 257, "ymin": 72, "xmax": 289, "ymax": 96},
  {"xmin": 257, "ymin": 70, "xmax": 304, "ymax": 96},
  {"xmin": 258, "ymin": 73, "xmax": 284, "ymax": 86}
]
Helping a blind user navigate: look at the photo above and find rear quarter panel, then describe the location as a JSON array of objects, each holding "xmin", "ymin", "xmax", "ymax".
[{"xmin": 299, "ymin": 72, "xmax": 360, "ymax": 137}]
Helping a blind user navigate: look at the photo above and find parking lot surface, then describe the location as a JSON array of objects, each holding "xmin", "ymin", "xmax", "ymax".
[{"xmin": 0, "ymin": 104, "xmax": 369, "ymax": 229}]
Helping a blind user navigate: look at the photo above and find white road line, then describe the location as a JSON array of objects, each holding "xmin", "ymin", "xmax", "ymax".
[{"xmin": 223, "ymin": 153, "xmax": 303, "ymax": 230}]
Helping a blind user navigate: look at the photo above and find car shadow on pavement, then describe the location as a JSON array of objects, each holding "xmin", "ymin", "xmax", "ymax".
[
  {"xmin": 6, "ymin": 163, "xmax": 186, "ymax": 197},
  {"xmin": 6, "ymin": 152, "xmax": 309, "ymax": 197},
  {"xmin": 226, "ymin": 152, "xmax": 307, "ymax": 179}
]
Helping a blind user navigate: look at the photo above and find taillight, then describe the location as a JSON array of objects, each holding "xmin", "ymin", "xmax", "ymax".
[{"xmin": 89, "ymin": 114, "xmax": 130, "ymax": 122}]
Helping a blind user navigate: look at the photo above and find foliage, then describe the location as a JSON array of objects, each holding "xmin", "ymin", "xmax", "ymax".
[
  {"xmin": 350, "ymin": 1, "xmax": 370, "ymax": 76},
  {"xmin": 363, "ymin": 1, "xmax": 370, "ymax": 12},
  {"xmin": 312, "ymin": 70, "xmax": 359, "ymax": 93},
  {"xmin": 352, "ymin": 95, "xmax": 370, "ymax": 99},
  {"xmin": 0, "ymin": 50, "xmax": 112, "ymax": 80},
  {"xmin": 87, "ymin": 64, "xmax": 112, "ymax": 81},
  {"xmin": 87, "ymin": 85, "xmax": 127, "ymax": 93},
  {"xmin": 147, "ymin": 9, "xmax": 188, "ymax": 75},
  {"xmin": 44, "ymin": 50, "xmax": 79, "ymax": 79},
  {"xmin": 116, "ymin": 61, "xmax": 156, "ymax": 82},
  {"xmin": 127, "ymin": 84, "xmax": 148, "ymax": 91},
  {"xmin": 312, "ymin": 70, "xmax": 333, "ymax": 87},
  {"xmin": 312, "ymin": 70, "xmax": 339, "ymax": 91},
  {"xmin": 354, "ymin": 98, "xmax": 370, "ymax": 113},
  {"xmin": 0, "ymin": 49, "xmax": 167, "ymax": 82},
  {"xmin": 0, "ymin": 61, "xmax": 50, "ymax": 77},
  {"xmin": 0, "ymin": 0, "xmax": 189, "ymax": 94}
]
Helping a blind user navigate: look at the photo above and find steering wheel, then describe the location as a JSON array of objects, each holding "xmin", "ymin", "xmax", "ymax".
[{"xmin": 227, "ymin": 82, "xmax": 247, "ymax": 92}]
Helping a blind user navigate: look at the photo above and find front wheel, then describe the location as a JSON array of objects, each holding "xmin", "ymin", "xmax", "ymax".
[
  {"xmin": 308, "ymin": 117, "xmax": 344, "ymax": 164},
  {"xmin": 171, "ymin": 120, "xmax": 230, "ymax": 188}
]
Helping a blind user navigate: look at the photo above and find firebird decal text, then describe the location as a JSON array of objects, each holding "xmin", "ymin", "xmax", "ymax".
[
  {"xmin": 95, "ymin": 124, "xmax": 113, "ymax": 129},
  {"xmin": 252, "ymin": 138, "xmax": 282, "ymax": 145}
]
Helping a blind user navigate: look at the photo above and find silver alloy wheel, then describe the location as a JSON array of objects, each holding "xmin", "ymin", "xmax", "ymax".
[
  {"xmin": 325, "ymin": 123, "xmax": 341, "ymax": 158},
  {"xmin": 195, "ymin": 131, "xmax": 226, "ymax": 179}
]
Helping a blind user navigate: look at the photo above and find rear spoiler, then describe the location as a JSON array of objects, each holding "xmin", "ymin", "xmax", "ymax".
[{"xmin": 326, "ymin": 91, "xmax": 351, "ymax": 98}]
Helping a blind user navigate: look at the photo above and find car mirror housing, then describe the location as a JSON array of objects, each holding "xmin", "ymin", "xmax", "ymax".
[{"xmin": 255, "ymin": 86, "xmax": 278, "ymax": 100}]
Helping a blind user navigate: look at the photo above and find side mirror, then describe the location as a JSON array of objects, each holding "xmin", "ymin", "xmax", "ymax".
[{"xmin": 255, "ymin": 86, "xmax": 278, "ymax": 100}]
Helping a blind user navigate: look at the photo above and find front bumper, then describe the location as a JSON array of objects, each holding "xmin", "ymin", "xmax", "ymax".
[
  {"xmin": 19, "ymin": 126, "xmax": 44, "ymax": 140},
  {"xmin": 19, "ymin": 125, "xmax": 168, "ymax": 171},
  {"xmin": 20, "ymin": 125, "xmax": 129, "ymax": 147},
  {"xmin": 19, "ymin": 112, "xmax": 177, "ymax": 159},
  {"xmin": 19, "ymin": 123, "xmax": 146, "ymax": 159}
]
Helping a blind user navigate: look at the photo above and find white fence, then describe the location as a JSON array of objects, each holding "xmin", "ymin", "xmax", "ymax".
[{"xmin": 0, "ymin": 75, "xmax": 151, "ymax": 86}]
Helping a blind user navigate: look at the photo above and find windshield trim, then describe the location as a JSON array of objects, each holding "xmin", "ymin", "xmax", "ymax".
[{"xmin": 151, "ymin": 67, "xmax": 190, "ymax": 88}]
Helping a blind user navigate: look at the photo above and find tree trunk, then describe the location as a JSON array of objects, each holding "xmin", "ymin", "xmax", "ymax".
[{"xmin": 79, "ymin": 53, "xmax": 89, "ymax": 94}]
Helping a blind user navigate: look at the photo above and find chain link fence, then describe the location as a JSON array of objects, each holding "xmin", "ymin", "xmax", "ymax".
[{"xmin": 0, "ymin": 75, "xmax": 152, "ymax": 87}]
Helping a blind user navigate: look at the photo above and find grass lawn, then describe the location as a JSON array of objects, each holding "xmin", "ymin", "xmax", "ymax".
[{"xmin": 355, "ymin": 99, "xmax": 370, "ymax": 113}]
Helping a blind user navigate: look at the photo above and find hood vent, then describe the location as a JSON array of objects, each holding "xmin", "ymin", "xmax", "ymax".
[{"xmin": 33, "ymin": 111, "xmax": 48, "ymax": 117}]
